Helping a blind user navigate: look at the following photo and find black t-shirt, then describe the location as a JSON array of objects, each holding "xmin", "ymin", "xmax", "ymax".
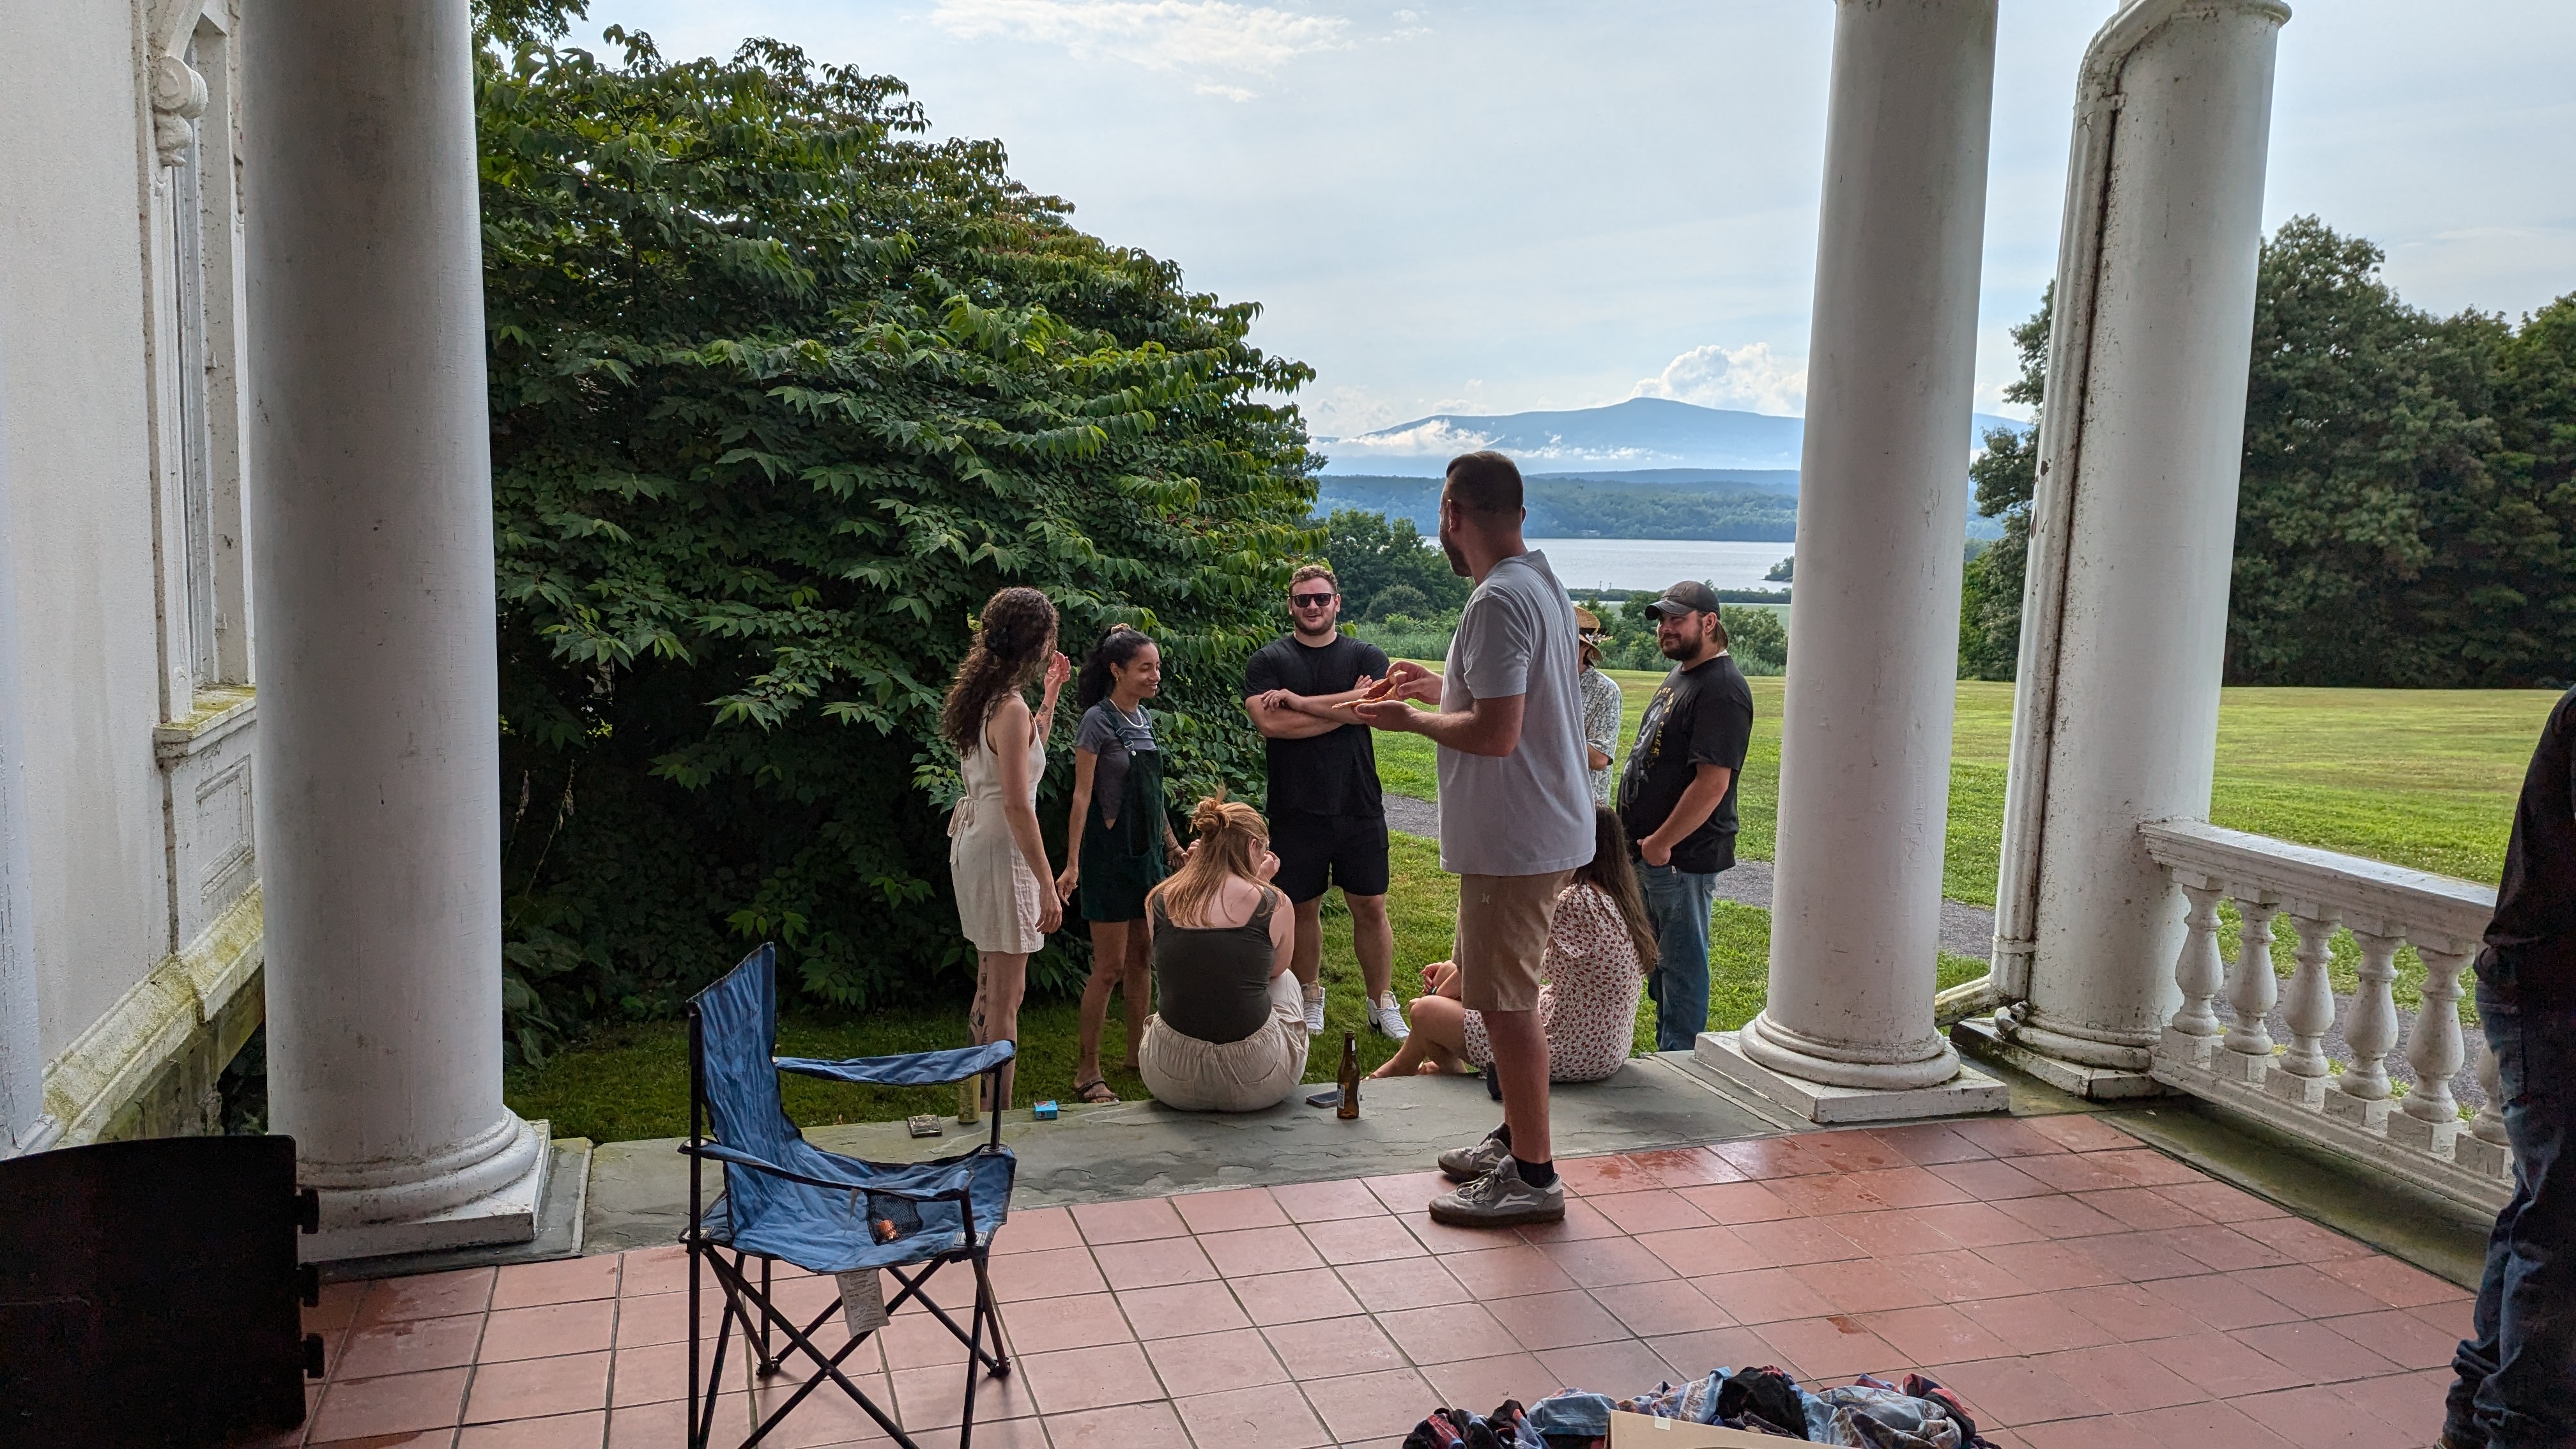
[
  {"xmin": 1616, "ymin": 652, "xmax": 1754, "ymax": 874},
  {"xmin": 1243, "ymin": 632, "xmax": 1390, "ymax": 819},
  {"xmin": 2481, "ymin": 685, "xmax": 2576, "ymax": 1001}
]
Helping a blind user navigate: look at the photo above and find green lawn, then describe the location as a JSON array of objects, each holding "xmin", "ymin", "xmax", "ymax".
[
  {"xmin": 510, "ymin": 680, "xmax": 2558, "ymax": 1141},
  {"xmin": 1379, "ymin": 676, "xmax": 2545, "ymax": 905}
]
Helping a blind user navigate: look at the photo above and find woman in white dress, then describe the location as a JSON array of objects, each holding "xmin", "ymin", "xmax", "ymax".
[{"xmin": 942, "ymin": 586, "xmax": 1071, "ymax": 1112}]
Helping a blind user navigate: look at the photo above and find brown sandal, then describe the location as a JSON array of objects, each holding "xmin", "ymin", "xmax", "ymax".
[{"xmin": 1073, "ymin": 1077, "xmax": 1119, "ymax": 1105}]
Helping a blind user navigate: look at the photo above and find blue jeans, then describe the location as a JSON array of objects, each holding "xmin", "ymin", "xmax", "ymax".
[
  {"xmin": 2446, "ymin": 979, "xmax": 2576, "ymax": 1448},
  {"xmin": 1636, "ymin": 861, "xmax": 1721, "ymax": 1054}
]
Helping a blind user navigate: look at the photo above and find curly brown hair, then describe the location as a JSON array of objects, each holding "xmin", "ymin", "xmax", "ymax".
[{"xmin": 940, "ymin": 587, "xmax": 1058, "ymax": 755}]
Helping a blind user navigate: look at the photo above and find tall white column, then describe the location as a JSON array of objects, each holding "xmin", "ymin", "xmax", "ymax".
[
  {"xmin": 246, "ymin": 1, "xmax": 544, "ymax": 1257},
  {"xmin": 1698, "ymin": 0, "xmax": 2007, "ymax": 1121},
  {"xmin": 1985, "ymin": 1, "xmax": 2287, "ymax": 1095}
]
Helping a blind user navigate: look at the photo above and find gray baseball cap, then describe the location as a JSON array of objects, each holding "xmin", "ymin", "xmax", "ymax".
[{"xmin": 1641, "ymin": 580, "xmax": 1724, "ymax": 618}]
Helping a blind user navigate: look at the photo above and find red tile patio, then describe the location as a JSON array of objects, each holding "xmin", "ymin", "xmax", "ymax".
[{"xmin": 272, "ymin": 1117, "xmax": 2470, "ymax": 1448}]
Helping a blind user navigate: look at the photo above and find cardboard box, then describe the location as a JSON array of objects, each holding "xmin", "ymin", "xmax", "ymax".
[{"xmin": 1606, "ymin": 1410, "xmax": 1790, "ymax": 1447}]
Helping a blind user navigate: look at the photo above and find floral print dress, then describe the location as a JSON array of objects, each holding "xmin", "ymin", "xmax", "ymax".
[{"xmin": 1459, "ymin": 882, "xmax": 1644, "ymax": 1081}]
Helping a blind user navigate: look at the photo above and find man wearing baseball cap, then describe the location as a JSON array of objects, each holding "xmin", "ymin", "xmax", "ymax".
[{"xmin": 1616, "ymin": 580, "xmax": 1756, "ymax": 1054}]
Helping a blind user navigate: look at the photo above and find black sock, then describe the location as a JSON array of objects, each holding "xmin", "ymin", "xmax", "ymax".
[
  {"xmin": 1512, "ymin": 1155, "xmax": 1555, "ymax": 1189},
  {"xmin": 1488, "ymin": 1122, "xmax": 1512, "ymax": 1148}
]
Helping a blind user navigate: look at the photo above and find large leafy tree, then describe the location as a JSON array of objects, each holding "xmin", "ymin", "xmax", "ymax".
[
  {"xmin": 1957, "ymin": 290, "xmax": 2049, "ymax": 681},
  {"xmin": 2228, "ymin": 217, "xmax": 2508, "ymax": 685},
  {"xmin": 477, "ymin": 26, "xmax": 1317, "ymax": 1052},
  {"xmin": 1960, "ymin": 219, "xmax": 2576, "ymax": 689}
]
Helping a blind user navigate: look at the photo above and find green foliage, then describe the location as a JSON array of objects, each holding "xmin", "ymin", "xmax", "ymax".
[
  {"xmin": 1765, "ymin": 556, "xmax": 1793, "ymax": 583},
  {"xmin": 2230, "ymin": 218, "xmax": 2526, "ymax": 685},
  {"xmin": 1315, "ymin": 507, "xmax": 1473, "ymax": 616},
  {"xmin": 1726, "ymin": 607, "xmax": 1788, "ymax": 674},
  {"xmin": 1577, "ymin": 595, "xmax": 1784, "ymax": 676},
  {"xmin": 1962, "ymin": 223, "xmax": 2576, "ymax": 689},
  {"xmin": 479, "ymin": 32, "xmax": 1317, "ymax": 1050},
  {"xmin": 1958, "ymin": 287, "xmax": 2048, "ymax": 681},
  {"xmin": 1365, "ymin": 583, "xmax": 1432, "ymax": 620}
]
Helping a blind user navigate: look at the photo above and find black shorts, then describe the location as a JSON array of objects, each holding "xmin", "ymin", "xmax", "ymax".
[{"xmin": 1270, "ymin": 809, "xmax": 1390, "ymax": 903}]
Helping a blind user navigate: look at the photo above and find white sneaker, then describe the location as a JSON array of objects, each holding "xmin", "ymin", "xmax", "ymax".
[
  {"xmin": 1302, "ymin": 984, "xmax": 1326, "ymax": 1034},
  {"xmin": 1368, "ymin": 992, "xmax": 1410, "ymax": 1041}
]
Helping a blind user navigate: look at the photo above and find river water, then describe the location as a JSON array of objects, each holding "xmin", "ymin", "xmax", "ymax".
[{"xmin": 1528, "ymin": 539, "xmax": 1792, "ymax": 594}]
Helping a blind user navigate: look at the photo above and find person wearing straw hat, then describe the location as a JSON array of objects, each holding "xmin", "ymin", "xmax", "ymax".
[{"xmin": 1574, "ymin": 605, "xmax": 1623, "ymax": 804}]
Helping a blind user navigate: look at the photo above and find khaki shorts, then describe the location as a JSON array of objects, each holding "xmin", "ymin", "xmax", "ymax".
[{"xmin": 1456, "ymin": 871, "xmax": 1573, "ymax": 1013}]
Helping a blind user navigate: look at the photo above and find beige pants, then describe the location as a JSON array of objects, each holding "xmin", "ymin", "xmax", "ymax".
[
  {"xmin": 1137, "ymin": 972, "xmax": 1310, "ymax": 1112},
  {"xmin": 1456, "ymin": 870, "xmax": 1574, "ymax": 1012}
]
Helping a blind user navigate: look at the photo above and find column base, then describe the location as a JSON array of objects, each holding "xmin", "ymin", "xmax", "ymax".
[
  {"xmin": 1952, "ymin": 1018, "xmax": 2166, "ymax": 1101},
  {"xmin": 1694, "ymin": 1031, "xmax": 2007, "ymax": 1124},
  {"xmin": 300, "ymin": 1116, "xmax": 551, "ymax": 1264}
]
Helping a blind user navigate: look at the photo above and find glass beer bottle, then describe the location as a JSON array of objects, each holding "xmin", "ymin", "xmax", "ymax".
[{"xmin": 1337, "ymin": 1031, "xmax": 1360, "ymax": 1120}]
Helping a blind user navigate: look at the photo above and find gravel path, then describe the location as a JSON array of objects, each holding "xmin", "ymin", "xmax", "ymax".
[{"xmin": 1380, "ymin": 790, "xmax": 2485, "ymax": 1110}]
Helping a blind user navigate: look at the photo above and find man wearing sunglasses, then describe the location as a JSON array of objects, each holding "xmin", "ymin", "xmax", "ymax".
[{"xmin": 1243, "ymin": 564, "xmax": 1405, "ymax": 1040}]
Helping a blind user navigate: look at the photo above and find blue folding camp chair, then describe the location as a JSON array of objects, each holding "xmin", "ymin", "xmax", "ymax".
[{"xmin": 682, "ymin": 944, "xmax": 1017, "ymax": 1449}]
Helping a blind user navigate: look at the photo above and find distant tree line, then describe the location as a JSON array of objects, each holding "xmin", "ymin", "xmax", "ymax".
[
  {"xmin": 1318, "ymin": 476, "xmax": 1799, "ymax": 542},
  {"xmin": 1962, "ymin": 217, "xmax": 2576, "ymax": 688}
]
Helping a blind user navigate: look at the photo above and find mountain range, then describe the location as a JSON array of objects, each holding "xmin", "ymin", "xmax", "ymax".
[{"xmin": 1316, "ymin": 396, "xmax": 2029, "ymax": 475}]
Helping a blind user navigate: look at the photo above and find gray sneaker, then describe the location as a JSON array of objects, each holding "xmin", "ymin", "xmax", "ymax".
[
  {"xmin": 1437, "ymin": 1126, "xmax": 1511, "ymax": 1183},
  {"xmin": 1429, "ymin": 1153, "xmax": 1565, "ymax": 1228},
  {"xmin": 1302, "ymin": 984, "xmax": 1326, "ymax": 1034}
]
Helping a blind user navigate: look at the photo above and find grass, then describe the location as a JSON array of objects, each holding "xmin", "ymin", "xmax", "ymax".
[{"xmin": 510, "ymin": 679, "xmax": 2559, "ymax": 1141}]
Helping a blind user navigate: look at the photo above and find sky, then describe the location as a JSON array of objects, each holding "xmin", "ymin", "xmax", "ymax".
[{"xmin": 573, "ymin": 1, "xmax": 2576, "ymax": 440}]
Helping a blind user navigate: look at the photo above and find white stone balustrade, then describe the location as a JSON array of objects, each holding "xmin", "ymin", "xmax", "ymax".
[{"xmin": 2140, "ymin": 820, "xmax": 2510, "ymax": 1213}]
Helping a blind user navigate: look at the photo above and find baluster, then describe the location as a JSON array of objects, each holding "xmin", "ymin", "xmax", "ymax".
[
  {"xmin": 2267, "ymin": 907, "xmax": 2340, "ymax": 1107},
  {"xmin": 2220, "ymin": 891, "xmax": 2282, "ymax": 1084},
  {"xmin": 2326, "ymin": 928, "xmax": 2403, "ymax": 1129},
  {"xmin": 2161, "ymin": 877, "xmax": 2227, "ymax": 1068},
  {"xmin": 2457, "ymin": 1032, "xmax": 2515, "ymax": 1180},
  {"xmin": 2389, "ymin": 936, "xmax": 2469, "ymax": 1156}
]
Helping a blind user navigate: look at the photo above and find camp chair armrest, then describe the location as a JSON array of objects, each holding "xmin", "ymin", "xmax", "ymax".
[
  {"xmin": 677, "ymin": 1142, "xmax": 974, "ymax": 1203},
  {"xmin": 774, "ymin": 1040, "xmax": 1016, "ymax": 1087}
]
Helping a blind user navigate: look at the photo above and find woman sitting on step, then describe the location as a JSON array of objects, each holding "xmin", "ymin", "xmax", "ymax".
[
  {"xmin": 1135, "ymin": 795, "xmax": 1310, "ymax": 1112},
  {"xmin": 1374, "ymin": 804, "xmax": 1657, "ymax": 1085}
]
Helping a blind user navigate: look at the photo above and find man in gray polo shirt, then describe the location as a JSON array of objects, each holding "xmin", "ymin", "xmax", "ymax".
[{"xmin": 1353, "ymin": 450, "xmax": 1591, "ymax": 1226}]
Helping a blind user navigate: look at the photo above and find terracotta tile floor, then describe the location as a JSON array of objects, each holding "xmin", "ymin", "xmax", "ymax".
[{"xmin": 273, "ymin": 1116, "xmax": 2472, "ymax": 1448}]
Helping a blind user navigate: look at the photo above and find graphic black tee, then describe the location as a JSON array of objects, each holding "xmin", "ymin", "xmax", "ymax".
[
  {"xmin": 1243, "ymin": 632, "xmax": 1390, "ymax": 820},
  {"xmin": 2482, "ymin": 684, "xmax": 2576, "ymax": 1000},
  {"xmin": 1616, "ymin": 652, "xmax": 1755, "ymax": 874}
]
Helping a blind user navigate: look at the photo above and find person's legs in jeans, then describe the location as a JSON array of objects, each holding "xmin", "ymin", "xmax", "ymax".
[
  {"xmin": 1637, "ymin": 862, "xmax": 1720, "ymax": 1053},
  {"xmin": 2447, "ymin": 979, "xmax": 2576, "ymax": 1448}
]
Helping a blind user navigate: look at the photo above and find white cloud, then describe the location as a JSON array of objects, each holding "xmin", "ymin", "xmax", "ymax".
[
  {"xmin": 1315, "ymin": 417, "xmax": 1494, "ymax": 459},
  {"xmin": 1630, "ymin": 341, "xmax": 1807, "ymax": 416},
  {"xmin": 928, "ymin": 0, "xmax": 1348, "ymax": 97}
]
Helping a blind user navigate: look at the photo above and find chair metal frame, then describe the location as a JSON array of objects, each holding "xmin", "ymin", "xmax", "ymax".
[{"xmin": 680, "ymin": 963, "xmax": 1015, "ymax": 1449}]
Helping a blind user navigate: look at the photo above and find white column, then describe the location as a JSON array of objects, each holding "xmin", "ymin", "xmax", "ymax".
[
  {"xmin": 1698, "ymin": 0, "xmax": 2006, "ymax": 1120},
  {"xmin": 245, "ymin": 1, "xmax": 544, "ymax": 1257},
  {"xmin": 2002, "ymin": 1, "xmax": 2288, "ymax": 1091},
  {"xmin": 0, "ymin": 330, "xmax": 59, "ymax": 1158}
]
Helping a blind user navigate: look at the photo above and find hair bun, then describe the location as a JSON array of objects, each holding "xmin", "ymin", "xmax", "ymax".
[{"xmin": 1189, "ymin": 790, "xmax": 1233, "ymax": 836}]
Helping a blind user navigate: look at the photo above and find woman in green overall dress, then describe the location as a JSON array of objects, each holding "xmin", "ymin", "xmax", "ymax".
[{"xmin": 1056, "ymin": 625, "xmax": 1184, "ymax": 1103}]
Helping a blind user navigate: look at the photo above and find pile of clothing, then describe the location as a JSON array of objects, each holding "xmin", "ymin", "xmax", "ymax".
[{"xmin": 1401, "ymin": 1365, "xmax": 1998, "ymax": 1448}]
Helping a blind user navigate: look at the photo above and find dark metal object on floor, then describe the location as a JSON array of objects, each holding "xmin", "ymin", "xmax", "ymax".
[{"xmin": 0, "ymin": 1134, "xmax": 322, "ymax": 1446}]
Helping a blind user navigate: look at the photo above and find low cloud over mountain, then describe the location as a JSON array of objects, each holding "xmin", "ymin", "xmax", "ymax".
[{"xmin": 1316, "ymin": 397, "xmax": 2027, "ymax": 475}]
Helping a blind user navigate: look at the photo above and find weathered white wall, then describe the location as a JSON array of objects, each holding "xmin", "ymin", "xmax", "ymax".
[
  {"xmin": 0, "ymin": 0, "xmax": 266, "ymax": 1144},
  {"xmin": 0, "ymin": 1, "xmax": 179, "ymax": 1064}
]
